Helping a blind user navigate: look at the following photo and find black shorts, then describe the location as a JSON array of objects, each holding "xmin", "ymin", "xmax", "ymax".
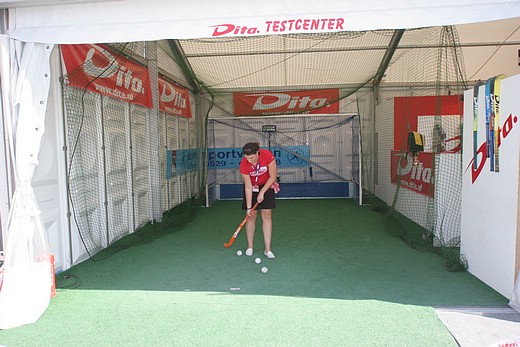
[{"xmin": 242, "ymin": 184, "xmax": 276, "ymax": 210}]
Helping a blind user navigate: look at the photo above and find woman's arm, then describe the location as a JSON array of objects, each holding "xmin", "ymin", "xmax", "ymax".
[
  {"xmin": 259, "ymin": 160, "xmax": 277, "ymax": 196},
  {"xmin": 241, "ymin": 173, "xmax": 254, "ymax": 213}
]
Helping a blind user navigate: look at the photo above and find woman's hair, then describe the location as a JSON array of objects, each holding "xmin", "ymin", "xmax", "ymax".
[{"xmin": 242, "ymin": 142, "xmax": 260, "ymax": 155}]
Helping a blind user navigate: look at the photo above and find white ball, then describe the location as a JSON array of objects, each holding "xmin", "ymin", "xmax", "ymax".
[
  {"xmin": 255, "ymin": 257, "xmax": 261, "ymax": 264},
  {"xmin": 236, "ymin": 250, "xmax": 242, "ymax": 256},
  {"xmin": 261, "ymin": 267, "xmax": 268, "ymax": 273}
]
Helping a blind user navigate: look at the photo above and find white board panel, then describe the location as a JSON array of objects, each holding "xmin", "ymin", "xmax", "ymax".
[{"xmin": 461, "ymin": 74, "xmax": 520, "ymax": 299}]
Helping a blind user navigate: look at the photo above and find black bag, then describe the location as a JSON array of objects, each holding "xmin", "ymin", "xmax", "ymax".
[{"xmin": 407, "ymin": 131, "xmax": 425, "ymax": 156}]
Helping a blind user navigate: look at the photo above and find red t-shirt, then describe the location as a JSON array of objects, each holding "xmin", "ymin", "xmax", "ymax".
[{"xmin": 239, "ymin": 149, "xmax": 275, "ymax": 186}]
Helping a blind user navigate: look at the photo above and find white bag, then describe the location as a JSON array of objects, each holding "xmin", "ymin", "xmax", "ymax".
[{"xmin": 0, "ymin": 187, "xmax": 51, "ymax": 329}]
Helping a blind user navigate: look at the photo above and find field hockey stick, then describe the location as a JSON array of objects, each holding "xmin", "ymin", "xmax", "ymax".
[{"xmin": 223, "ymin": 202, "xmax": 259, "ymax": 248}]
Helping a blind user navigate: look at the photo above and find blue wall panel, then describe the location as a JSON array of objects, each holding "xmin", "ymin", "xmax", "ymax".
[{"xmin": 219, "ymin": 182, "xmax": 350, "ymax": 199}]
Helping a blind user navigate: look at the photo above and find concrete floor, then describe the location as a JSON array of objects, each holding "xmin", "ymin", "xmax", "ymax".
[{"xmin": 435, "ymin": 306, "xmax": 520, "ymax": 347}]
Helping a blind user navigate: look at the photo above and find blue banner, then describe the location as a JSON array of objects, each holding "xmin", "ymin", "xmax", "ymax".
[
  {"xmin": 167, "ymin": 149, "xmax": 200, "ymax": 178},
  {"xmin": 208, "ymin": 146, "xmax": 310, "ymax": 169}
]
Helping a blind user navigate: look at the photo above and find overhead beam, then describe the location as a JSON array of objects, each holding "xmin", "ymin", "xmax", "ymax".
[
  {"xmin": 180, "ymin": 40, "xmax": 520, "ymax": 58},
  {"xmin": 373, "ymin": 29, "xmax": 405, "ymax": 90},
  {"xmin": 167, "ymin": 39, "xmax": 201, "ymax": 92}
]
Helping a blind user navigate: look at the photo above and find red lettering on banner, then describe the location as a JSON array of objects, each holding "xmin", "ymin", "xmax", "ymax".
[
  {"xmin": 466, "ymin": 113, "xmax": 518, "ymax": 183},
  {"xmin": 211, "ymin": 18, "xmax": 345, "ymax": 37},
  {"xmin": 61, "ymin": 44, "xmax": 152, "ymax": 108},
  {"xmin": 502, "ymin": 113, "xmax": 517, "ymax": 138},
  {"xmin": 233, "ymin": 89, "xmax": 339, "ymax": 116},
  {"xmin": 391, "ymin": 151, "xmax": 433, "ymax": 197},
  {"xmin": 211, "ymin": 24, "xmax": 260, "ymax": 36},
  {"xmin": 266, "ymin": 18, "xmax": 344, "ymax": 33},
  {"xmin": 158, "ymin": 77, "xmax": 192, "ymax": 118},
  {"xmin": 445, "ymin": 135, "xmax": 462, "ymax": 153}
]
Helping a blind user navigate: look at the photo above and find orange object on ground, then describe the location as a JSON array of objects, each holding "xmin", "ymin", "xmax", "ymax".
[{"xmin": 50, "ymin": 253, "xmax": 56, "ymax": 298}]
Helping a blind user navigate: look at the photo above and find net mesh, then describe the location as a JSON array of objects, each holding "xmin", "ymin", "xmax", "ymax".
[
  {"xmin": 358, "ymin": 26, "xmax": 468, "ymax": 271},
  {"xmin": 207, "ymin": 115, "xmax": 360, "ymax": 202},
  {"xmin": 60, "ymin": 26, "xmax": 468, "ymax": 270},
  {"xmin": 62, "ymin": 42, "xmax": 209, "ymax": 260}
]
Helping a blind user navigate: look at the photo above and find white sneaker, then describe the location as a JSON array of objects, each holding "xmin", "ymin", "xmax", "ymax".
[
  {"xmin": 264, "ymin": 251, "xmax": 275, "ymax": 259},
  {"xmin": 245, "ymin": 248, "xmax": 253, "ymax": 256}
]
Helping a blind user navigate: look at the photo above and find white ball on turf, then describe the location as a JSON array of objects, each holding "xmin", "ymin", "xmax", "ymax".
[
  {"xmin": 261, "ymin": 267, "xmax": 268, "ymax": 273},
  {"xmin": 236, "ymin": 250, "xmax": 242, "ymax": 256},
  {"xmin": 255, "ymin": 257, "xmax": 261, "ymax": 264}
]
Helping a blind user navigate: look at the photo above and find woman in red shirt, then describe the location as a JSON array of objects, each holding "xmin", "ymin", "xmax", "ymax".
[{"xmin": 240, "ymin": 142, "xmax": 277, "ymax": 259}]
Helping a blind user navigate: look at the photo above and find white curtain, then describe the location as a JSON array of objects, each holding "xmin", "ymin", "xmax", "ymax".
[{"xmin": 0, "ymin": 35, "xmax": 54, "ymax": 329}]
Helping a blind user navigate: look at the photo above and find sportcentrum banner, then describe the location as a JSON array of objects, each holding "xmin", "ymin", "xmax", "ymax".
[
  {"xmin": 166, "ymin": 149, "xmax": 200, "ymax": 178},
  {"xmin": 61, "ymin": 44, "xmax": 153, "ymax": 108},
  {"xmin": 233, "ymin": 89, "xmax": 339, "ymax": 115},
  {"xmin": 208, "ymin": 146, "xmax": 310, "ymax": 169}
]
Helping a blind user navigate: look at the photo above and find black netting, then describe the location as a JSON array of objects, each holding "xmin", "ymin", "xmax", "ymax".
[{"xmin": 60, "ymin": 26, "xmax": 469, "ymax": 270}]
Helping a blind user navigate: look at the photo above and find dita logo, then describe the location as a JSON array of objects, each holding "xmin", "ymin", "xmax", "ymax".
[
  {"xmin": 82, "ymin": 45, "xmax": 145, "ymax": 94},
  {"xmin": 398, "ymin": 159, "xmax": 432, "ymax": 182},
  {"xmin": 160, "ymin": 81, "xmax": 187, "ymax": 108},
  {"xmin": 250, "ymin": 93, "xmax": 329, "ymax": 111},
  {"xmin": 466, "ymin": 113, "xmax": 518, "ymax": 183},
  {"xmin": 473, "ymin": 94, "xmax": 479, "ymax": 117},
  {"xmin": 212, "ymin": 24, "xmax": 260, "ymax": 37},
  {"xmin": 211, "ymin": 19, "xmax": 345, "ymax": 37}
]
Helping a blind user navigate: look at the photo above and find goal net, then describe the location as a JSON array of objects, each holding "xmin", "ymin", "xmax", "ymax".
[{"xmin": 207, "ymin": 114, "xmax": 360, "ymax": 204}]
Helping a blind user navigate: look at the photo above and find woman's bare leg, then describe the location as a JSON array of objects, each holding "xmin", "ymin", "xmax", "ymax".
[
  {"xmin": 261, "ymin": 209, "xmax": 272, "ymax": 252},
  {"xmin": 245, "ymin": 210, "xmax": 257, "ymax": 251}
]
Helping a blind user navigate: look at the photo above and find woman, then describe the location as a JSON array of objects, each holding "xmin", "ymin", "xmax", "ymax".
[{"xmin": 239, "ymin": 142, "xmax": 277, "ymax": 259}]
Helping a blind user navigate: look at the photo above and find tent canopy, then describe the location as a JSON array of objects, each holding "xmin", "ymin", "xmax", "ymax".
[{"xmin": 1, "ymin": 1, "xmax": 519, "ymax": 104}]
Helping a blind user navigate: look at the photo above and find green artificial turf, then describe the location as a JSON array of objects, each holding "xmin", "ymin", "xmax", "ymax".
[{"xmin": 0, "ymin": 199, "xmax": 507, "ymax": 346}]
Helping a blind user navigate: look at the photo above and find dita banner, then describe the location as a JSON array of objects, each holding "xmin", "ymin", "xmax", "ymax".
[
  {"xmin": 61, "ymin": 44, "xmax": 153, "ymax": 108},
  {"xmin": 158, "ymin": 76, "xmax": 192, "ymax": 118},
  {"xmin": 233, "ymin": 89, "xmax": 339, "ymax": 116},
  {"xmin": 390, "ymin": 150, "xmax": 433, "ymax": 196},
  {"xmin": 391, "ymin": 95, "xmax": 463, "ymax": 197}
]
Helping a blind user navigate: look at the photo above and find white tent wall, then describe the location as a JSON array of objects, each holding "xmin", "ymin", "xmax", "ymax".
[
  {"xmin": 374, "ymin": 94, "xmax": 396, "ymax": 206},
  {"xmin": 34, "ymin": 46, "xmax": 73, "ymax": 271},
  {"xmin": 0, "ymin": 36, "xmax": 53, "ymax": 329}
]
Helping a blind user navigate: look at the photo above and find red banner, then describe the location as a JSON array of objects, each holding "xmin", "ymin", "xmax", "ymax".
[
  {"xmin": 158, "ymin": 76, "xmax": 192, "ymax": 118},
  {"xmin": 61, "ymin": 44, "xmax": 152, "ymax": 108},
  {"xmin": 391, "ymin": 95, "xmax": 463, "ymax": 196},
  {"xmin": 233, "ymin": 89, "xmax": 339, "ymax": 116},
  {"xmin": 390, "ymin": 150, "xmax": 433, "ymax": 197},
  {"xmin": 394, "ymin": 95, "xmax": 463, "ymax": 152}
]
